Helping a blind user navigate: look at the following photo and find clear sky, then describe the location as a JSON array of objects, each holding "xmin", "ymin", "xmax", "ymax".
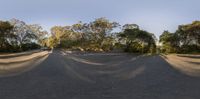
[{"xmin": 0, "ymin": 0, "xmax": 199, "ymax": 38}]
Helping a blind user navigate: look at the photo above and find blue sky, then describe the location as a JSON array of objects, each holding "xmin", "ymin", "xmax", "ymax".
[{"xmin": 0, "ymin": 0, "xmax": 199, "ymax": 38}]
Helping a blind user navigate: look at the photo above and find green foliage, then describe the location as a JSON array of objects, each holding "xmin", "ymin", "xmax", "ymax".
[
  {"xmin": 118, "ymin": 25, "xmax": 156, "ymax": 53},
  {"xmin": 2, "ymin": 18, "xmax": 198, "ymax": 54},
  {"xmin": 159, "ymin": 31, "xmax": 180, "ymax": 53},
  {"xmin": 49, "ymin": 17, "xmax": 119, "ymax": 52},
  {"xmin": 21, "ymin": 43, "xmax": 41, "ymax": 51},
  {"xmin": 0, "ymin": 19, "xmax": 47, "ymax": 52},
  {"xmin": 0, "ymin": 21, "xmax": 14, "ymax": 52},
  {"xmin": 159, "ymin": 21, "xmax": 200, "ymax": 54},
  {"xmin": 47, "ymin": 36, "xmax": 58, "ymax": 48},
  {"xmin": 48, "ymin": 19, "xmax": 157, "ymax": 53}
]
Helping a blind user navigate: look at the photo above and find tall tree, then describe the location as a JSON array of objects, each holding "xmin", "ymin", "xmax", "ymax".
[
  {"xmin": 159, "ymin": 31, "xmax": 180, "ymax": 53},
  {"xmin": 0, "ymin": 21, "xmax": 14, "ymax": 51},
  {"xmin": 9, "ymin": 19, "xmax": 37, "ymax": 50},
  {"xmin": 118, "ymin": 24, "xmax": 156, "ymax": 53},
  {"xmin": 176, "ymin": 21, "xmax": 200, "ymax": 46},
  {"xmin": 88, "ymin": 18, "xmax": 119, "ymax": 45},
  {"xmin": 160, "ymin": 21, "xmax": 200, "ymax": 53},
  {"xmin": 29, "ymin": 24, "xmax": 48, "ymax": 46}
]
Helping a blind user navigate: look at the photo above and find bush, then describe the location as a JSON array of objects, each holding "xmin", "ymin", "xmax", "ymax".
[
  {"xmin": 21, "ymin": 43, "xmax": 41, "ymax": 51},
  {"xmin": 179, "ymin": 45, "xmax": 200, "ymax": 54}
]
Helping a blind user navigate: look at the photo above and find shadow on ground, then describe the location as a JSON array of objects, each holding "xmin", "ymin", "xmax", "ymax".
[
  {"xmin": 0, "ymin": 51, "xmax": 49, "ymax": 77},
  {"xmin": 162, "ymin": 54, "xmax": 200, "ymax": 77},
  {"xmin": 0, "ymin": 50, "xmax": 200, "ymax": 99}
]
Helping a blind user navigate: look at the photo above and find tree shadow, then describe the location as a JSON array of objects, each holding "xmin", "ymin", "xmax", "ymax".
[
  {"xmin": 0, "ymin": 52, "xmax": 49, "ymax": 77},
  {"xmin": 177, "ymin": 54, "xmax": 200, "ymax": 59},
  {"xmin": 61, "ymin": 53, "xmax": 153, "ymax": 83},
  {"xmin": 184, "ymin": 61, "xmax": 200, "ymax": 65},
  {"xmin": 161, "ymin": 55, "xmax": 200, "ymax": 77}
]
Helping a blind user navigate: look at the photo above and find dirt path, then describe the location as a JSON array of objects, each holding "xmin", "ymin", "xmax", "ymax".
[
  {"xmin": 0, "ymin": 51, "xmax": 49, "ymax": 64},
  {"xmin": 162, "ymin": 54, "xmax": 200, "ymax": 77}
]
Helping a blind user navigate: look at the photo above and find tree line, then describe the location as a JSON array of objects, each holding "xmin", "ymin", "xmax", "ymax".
[
  {"xmin": 49, "ymin": 18, "xmax": 157, "ymax": 53},
  {"xmin": 159, "ymin": 21, "xmax": 200, "ymax": 53},
  {"xmin": 0, "ymin": 19, "xmax": 47, "ymax": 52},
  {"xmin": 0, "ymin": 18, "xmax": 199, "ymax": 54}
]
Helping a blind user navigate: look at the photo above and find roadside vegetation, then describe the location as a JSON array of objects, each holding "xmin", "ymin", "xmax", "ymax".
[
  {"xmin": 48, "ymin": 18, "xmax": 157, "ymax": 53},
  {"xmin": 0, "ymin": 18, "xmax": 199, "ymax": 54},
  {"xmin": 159, "ymin": 21, "xmax": 200, "ymax": 54},
  {"xmin": 0, "ymin": 19, "xmax": 48, "ymax": 52}
]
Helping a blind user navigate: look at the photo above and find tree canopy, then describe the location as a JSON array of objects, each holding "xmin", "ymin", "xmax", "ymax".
[
  {"xmin": 118, "ymin": 25, "xmax": 156, "ymax": 53},
  {"xmin": 1, "ymin": 18, "xmax": 199, "ymax": 54},
  {"xmin": 0, "ymin": 19, "xmax": 47, "ymax": 52},
  {"xmin": 159, "ymin": 21, "xmax": 200, "ymax": 53}
]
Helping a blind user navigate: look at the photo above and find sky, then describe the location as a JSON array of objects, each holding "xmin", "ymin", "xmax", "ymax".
[{"xmin": 0, "ymin": 0, "xmax": 199, "ymax": 38}]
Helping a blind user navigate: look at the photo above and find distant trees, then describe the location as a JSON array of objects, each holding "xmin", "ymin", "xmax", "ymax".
[
  {"xmin": 0, "ymin": 19, "xmax": 47, "ymax": 52},
  {"xmin": 28, "ymin": 24, "xmax": 48, "ymax": 47},
  {"xmin": 1, "ymin": 18, "xmax": 199, "ymax": 54},
  {"xmin": 1, "ymin": 18, "xmax": 157, "ymax": 53},
  {"xmin": 49, "ymin": 18, "xmax": 119, "ymax": 51},
  {"xmin": 118, "ymin": 24, "xmax": 156, "ymax": 53},
  {"xmin": 159, "ymin": 31, "xmax": 179, "ymax": 53},
  {"xmin": 50, "ymin": 25, "xmax": 81, "ymax": 49},
  {"xmin": 159, "ymin": 21, "xmax": 200, "ymax": 53},
  {"xmin": 48, "ymin": 18, "xmax": 157, "ymax": 53},
  {"xmin": 10, "ymin": 19, "xmax": 38, "ymax": 51},
  {"xmin": 87, "ymin": 18, "xmax": 119, "ymax": 46},
  {"xmin": 0, "ymin": 21, "xmax": 14, "ymax": 52}
]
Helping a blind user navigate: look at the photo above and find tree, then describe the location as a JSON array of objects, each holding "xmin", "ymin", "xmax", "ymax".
[
  {"xmin": 175, "ymin": 21, "xmax": 200, "ymax": 53},
  {"xmin": 122, "ymin": 24, "xmax": 139, "ymax": 30},
  {"xmin": 176, "ymin": 21, "xmax": 200, "ymax": 46},
  {"xmin": 50, "ymin": 26, "xmax": 78, "ymax": 48},
  {"xmin": 159, "ymin": 31, "xmax": 180, "ymax": 53},
  {"xmin": 51, "ymin": 26, "xmax": 65, "ymax": 45},
  {"xmin": 29, "ymin": 24, "xmax": 48, "ymax": 47},
  {"xmin": 9, "ymin": 19, "xmax": 38, "ymax": 51},
  {"xmin": 88, "ymin": 18, "xmax": 119, "ymax": 46},
  {"xmin": 0, "ymin": 21, "xmax": 14, "ymax": 51},
  {"xmin": 49, "ymin": 18, "xmax": 119, "ymax": 51},
  {"xmin": 118, "ymin": 24, "xmax": 156, "ymax": 53},
  {"xmin": 47, "ymin": 36, "xmax": 58, "ymax": 48},
  {"xmin": 160, "ymin": 21, "xmax": 200, "ymax": 53}
]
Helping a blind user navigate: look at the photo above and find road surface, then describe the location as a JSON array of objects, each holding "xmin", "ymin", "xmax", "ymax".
[{"xmin": 0, "ymin": 50, "xmax": 200, "ymax": 99}]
